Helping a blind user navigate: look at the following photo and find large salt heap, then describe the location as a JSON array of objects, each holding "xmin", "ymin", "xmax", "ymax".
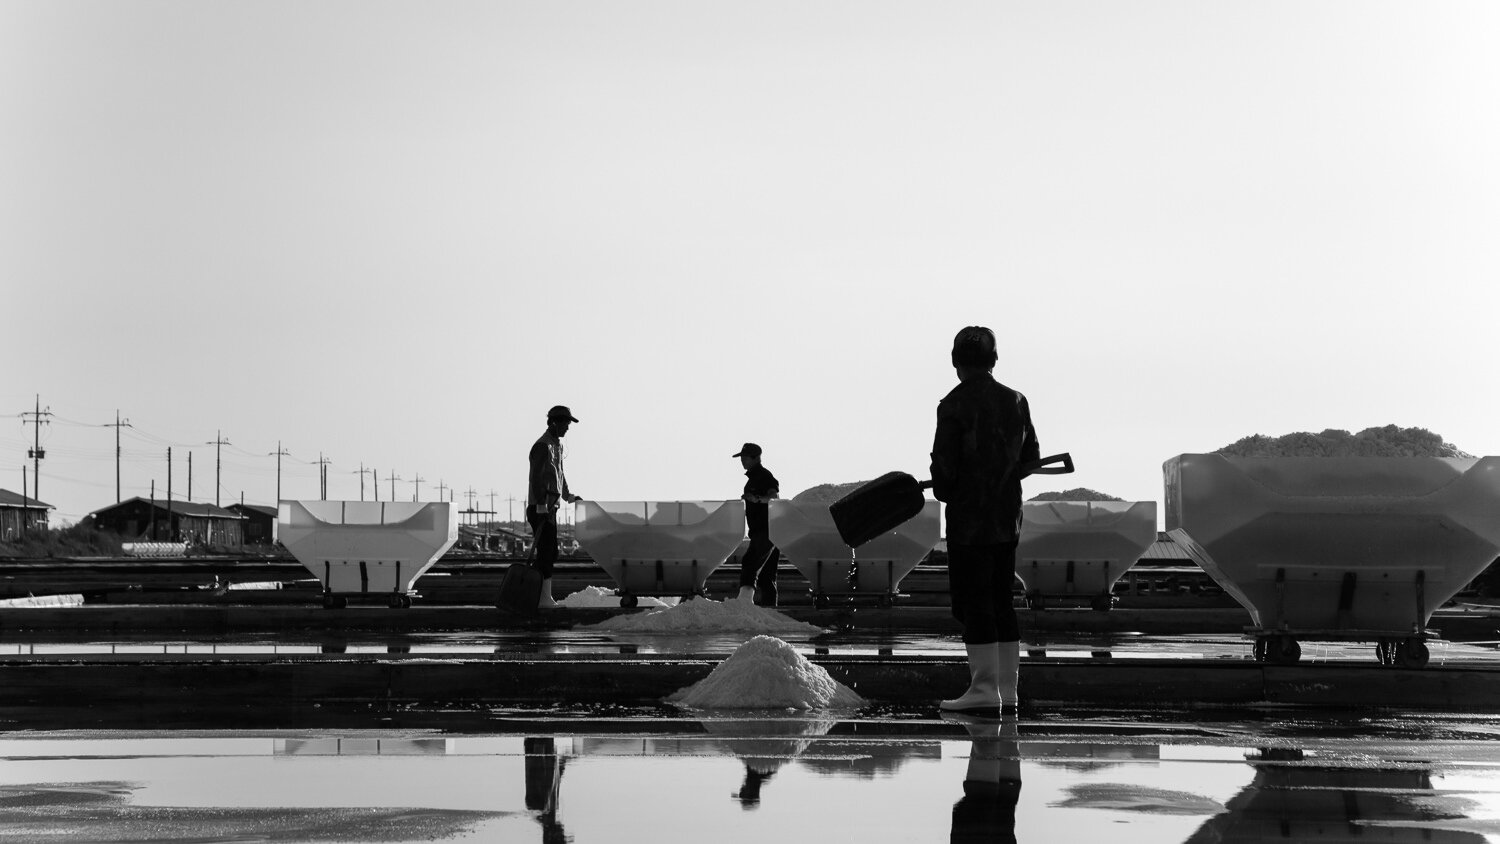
[
  {"xmin": 666, "ymin": 635, "xmax": 865, "ymax": 709},
  {"xmin": 579, "ymin": 596, "xmax": 825, "ymax": 635}
]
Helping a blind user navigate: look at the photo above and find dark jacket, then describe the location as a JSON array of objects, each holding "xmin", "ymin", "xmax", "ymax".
[
  {"xmin": 930, "ymin": 373, "xmax": 1038, "ymax": 545},
  {"xmin": 742, "ymin": 464, "xmax": 779, "ymax": 539},
  {"xmin": 527, "ymin": 432, "xmax": 571, "ymax": 511}
]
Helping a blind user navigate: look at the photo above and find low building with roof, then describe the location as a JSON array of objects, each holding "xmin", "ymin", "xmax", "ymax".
[
  {"xmin": 0, "ymin": 489, "xmax": 52, "ymax": 540},
  {"xmin": 87, "ymin": 497, "xmax": 246, "ymax": 547},
  {"xmin": 227, "ymin": 503, "xmax": 278, "ymax": 546}
]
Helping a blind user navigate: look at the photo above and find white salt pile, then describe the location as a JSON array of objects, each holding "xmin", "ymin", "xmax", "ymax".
[
  {"xmin": 557, "ymin": 586, "xmax": 677, "ymax": 609},
  {"xmin": 579, "ymin": 595, "xmax": 825, "ymax": 635},
  {"xmin": 666, "ymin": 635, "xmax": 865, "ymax": 710}
]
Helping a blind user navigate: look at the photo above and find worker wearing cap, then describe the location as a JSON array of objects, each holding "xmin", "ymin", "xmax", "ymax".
[
  {"xmin": 931, "ymin": 326, "xmax": 1039, "ymax": 715},
  {"xmin": 734, "ymin": 442, "xmax": 782, "ymax": 606},
  {"xmin": 529, "ymin": 405, "xmax": 582, "ymax": 609}
]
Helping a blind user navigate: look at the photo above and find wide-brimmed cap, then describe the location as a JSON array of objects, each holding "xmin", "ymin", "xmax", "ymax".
[
  {"xmin": 733, "ymin": 442, "xmax": 762, "ymax": 458},
  {"xmin": 547, "ymin": 405, "xmax": 579, "ymax": 423}
]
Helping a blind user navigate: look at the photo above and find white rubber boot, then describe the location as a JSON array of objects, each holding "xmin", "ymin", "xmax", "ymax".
[
  {"xmin": 736, "ymin": 585, "xmax": 755, "ymax": 603},
  {"xmin": 998, "ymin": 640, "xmax": 1020, "ymax": 709},
  {"xmin": 940, "ymin": 643, "xmax": 1001, "ymax": 715},
  {"xmin": 538, "ymin": 578, "xmax": 560, "ymax": 609}
]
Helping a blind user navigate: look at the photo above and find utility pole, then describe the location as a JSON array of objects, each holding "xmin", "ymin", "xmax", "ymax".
[
  {"xmin": 187, "ymin": 451, "xmax": 193, "ymax": 503},
  {"xmin": 166, "ymin": 448, "xmax": 174, "ymax": 541},
  {"xmin": 411, "ymin": 474, "xmax": 425, "ymax": 502},
  {"xmin": 22, "ymin": 395, "xmax": 51, "ymax": 502},
  {"xmin": 387, "ymin": 470, "xmax": 401, "ymax": 502},
  {"xmin": 269, "ymin": 442, "xmax": 290, "ymax": 504},
  {"xmin": 372, "ymin": 466, "xmax": 379, "ymax": 502},
  {"xmin": 353, "ymin": 463, "xmax": 376, "ymax": 501},
  {"xmin": 315, "ymin": 453, "xmax": 332, "ymax": 500},
  {"xmin": 207, "ymin": 430, "xmax": 230, "ymax": 507},
  {"xmin": 104, "ymin": 411, "xmax": 132, "ymax": 503},
  {"xmin": 504, "ymin": 494, "xmax": 520, "ymax": 524},
  {"xmin": 436, "ymin": 479, "xmax": 448, "ymax": 503}
]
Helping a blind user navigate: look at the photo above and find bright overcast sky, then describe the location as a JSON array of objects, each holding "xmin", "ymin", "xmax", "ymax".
[{"xmin": 4, "ymin": 1, "xmax": 1499, "ymax": 525}]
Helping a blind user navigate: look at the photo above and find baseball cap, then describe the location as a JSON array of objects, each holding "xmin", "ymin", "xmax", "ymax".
[
  {"xmin": 547, "ymin": 405, "xmax": 579, "ymax": 423},
  {"xmin": 732, "ymin": 442, "xmax": 762, "ymax": 458},
  {"xmin": 951, "ymin": 326, "xmax": 998, "ymax": 368}
]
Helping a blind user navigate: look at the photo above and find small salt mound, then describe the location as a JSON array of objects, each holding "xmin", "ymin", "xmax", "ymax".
[
  {"xmin": 579, "ymin": 595, "xmax": 824, "ymax": 635},
  {"xmin": 667, "ymin": 635, "xmax": 865, "ymax": 710},
  {"xmin": 557, "ymin": 586, "xmax": 676, "ymax": 609}
]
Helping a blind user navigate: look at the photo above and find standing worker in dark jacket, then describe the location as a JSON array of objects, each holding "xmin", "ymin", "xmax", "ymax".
[
  {"xmin": 931, "ymin": 327, "xmax": 1039, "ymax": 715},
  {"xmin": 734, "ymin": 443, "xmax": 781, "ymax": 606},
  {"xmin": 529, "ymin": 405, "xmax": 582, "ymax": 609}
]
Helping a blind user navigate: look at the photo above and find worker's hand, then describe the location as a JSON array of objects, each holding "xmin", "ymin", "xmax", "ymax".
[
  {"xmin": 568, "ymin": 494, "xmax": 583, "ymax": 503},
  {"xmin": 534, "ymin": 503, "xmax": 548, "ymax": 515}
]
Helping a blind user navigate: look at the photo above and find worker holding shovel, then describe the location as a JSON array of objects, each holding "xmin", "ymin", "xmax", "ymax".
[{"xmin": 931, "ymin": 326, "xmax": 1039, "ymax": 716}]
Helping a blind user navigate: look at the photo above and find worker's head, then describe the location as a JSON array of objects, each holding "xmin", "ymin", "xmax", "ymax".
[
  {"xmin": 546, "ymin": 405, "xmax": 578, "ymax": 436},
  {"xmin": 951, "ymin": 326, "xmax": 998, "ymax": 374},
  {"xmin": 733, "ymin": 442, "xmax": 763, "ymax": 469}
]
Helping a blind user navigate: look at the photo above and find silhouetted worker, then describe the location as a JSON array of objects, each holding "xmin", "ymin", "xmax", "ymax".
[
  {"xmin": 931, "ymin": 326, "xmax": 1038, "ymax": 715},
  {"xmin": 529, "ymin": 405, "xmax": 582, "ymax": 609},
  {"xmin": 734, "ymin": 442, "xmax": 781, "ymax": 606}
]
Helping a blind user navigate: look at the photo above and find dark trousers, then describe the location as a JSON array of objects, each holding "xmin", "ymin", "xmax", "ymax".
[
  {"xmin": 947, "ymin": 540, "xmax": 1020, "ymax": 644},
  {"xmin": 739, "ymin": 536, "xmax": 780, "ymax": 605},
  {"xmin": 527, "ymin": 509, "xmax": 558, "ymax": 579}
]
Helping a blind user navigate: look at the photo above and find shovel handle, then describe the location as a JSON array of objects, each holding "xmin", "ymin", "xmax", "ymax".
[{"xmin": 1021, "ymin": 453, "xmax": 1074, "ymax": 476}]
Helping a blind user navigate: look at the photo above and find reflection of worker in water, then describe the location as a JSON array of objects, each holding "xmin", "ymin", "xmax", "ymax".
[
  {"xmin": 524, "ymin": 737, "xmax": 568, "ymax": 844},
  {"xmin": 932, "ymin": 326, "xmax": 1038, "ymax": 715},
  {"xmin": 529, "ymin": 405, "xmax": 583, "ymax": 609},
  {"xmin": 949, "ymin": 714, "xmax": 1021, "ymax": 844},
  {"xmin": 734, "ymin": 442, "xmax": 781, "ymax": 606}
]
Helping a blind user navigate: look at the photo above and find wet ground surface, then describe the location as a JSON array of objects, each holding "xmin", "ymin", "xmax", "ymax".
[{"xmin": 2, "ymin": 706, "xmax": 1499, "ymax": 843}]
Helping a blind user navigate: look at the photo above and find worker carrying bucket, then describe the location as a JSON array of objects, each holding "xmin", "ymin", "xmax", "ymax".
[{"xmin": 831, "ymin": 326, "xmax": 1070, "ymax": 717}]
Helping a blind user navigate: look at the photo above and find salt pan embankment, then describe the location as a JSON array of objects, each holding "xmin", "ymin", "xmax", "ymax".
[{"xmin": 578, "ymin": 595, "xmax": 825, "ymax": 636}]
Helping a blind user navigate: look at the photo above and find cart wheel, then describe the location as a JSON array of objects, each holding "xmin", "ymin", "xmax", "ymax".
[
  {"xmin": 814, "ymin": 595, "xmax": 830, "ymax": 610},
  {"xmin": 1252, "ymin": 638, "xmax": 1267, "ymax": 662},
  {"xmin": 387, "ymin": 594, "xmax": 412, "ymax": 609},
  {"xmin": 1028, "ymin": 591, "xmax": 1045, "ymax": 611},
  {"xmin": 388, "ymin": 594, "xmax": 403, "ymax": 609},
  {"xmin": 1090, "ymin": 593, "xmax": 1114, "ymax": 612},
  {"xmin": 620, "ymin": 593, "xmax": 639, "ymax": 609},
  {"xmin": 1395, "ymin": 639, "xmax": 1429, "ymax": 669},
  {"xmin": 1268, "ymin": 636, "xmax": 1301, "ymax": 665}
]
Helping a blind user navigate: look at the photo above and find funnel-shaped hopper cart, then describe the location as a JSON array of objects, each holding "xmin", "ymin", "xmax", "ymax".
[
  {"xmin": 1164, "ymin": 454, "xmax": 1500, "ymax": 667},
  {"xmin": 769, "ymin": 499, "xmax": 940, "ymax": 608},
  {"xmin": 1017, "ymin": 500, "xmax": 1158, "ymax": 611},
  {"xmin": 574, "ymin": 500, "xmax": 745, "ymax": 608},
  {"xmin": 277, "ymin": 501, "xmax": 458, "ymax": 608}
]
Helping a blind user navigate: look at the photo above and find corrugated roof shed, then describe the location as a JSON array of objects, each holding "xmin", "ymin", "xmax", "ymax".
[
  {"xmin": 89, "ymin": 497, "xmax": 245, "ymax": 520},
  {"xmin": 0, "ymin": 489, "xmax": 53, "ymax": 510}
]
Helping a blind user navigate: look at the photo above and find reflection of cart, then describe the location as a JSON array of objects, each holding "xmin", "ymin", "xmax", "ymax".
[
  {"xmin": 1016, "ymin": 501, "xmax": 1157, "ymax": 611},
  {"xmin": 277, "ymin": 501, "xmax": 458, "ymax": 609},
  {"xmin": 1165, "ymin": 454, "xmax": 1500, "ymax": 668},
  {"xmin": 769, "ymin": 500, "xmax": 939, "ymax": 609},
  {"xmin": 575, "ymin": 501, "xmax": 745, "ymax": 608}
]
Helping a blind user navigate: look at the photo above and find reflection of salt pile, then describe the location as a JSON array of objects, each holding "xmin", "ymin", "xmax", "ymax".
[
  {"xmin": 703, "ymin": 718, "xmax": 836, "ymax": 775},
  {"xmin": 580, "ymin": 596, "xmax": 825, "ymax": 635},
  {"xmin": 557, "ymin": 586, "xmax": 676, "ymax": 609},
  {"xmin": 667, "ymin": 635, "xmax": 865, "ymax": 709}
]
